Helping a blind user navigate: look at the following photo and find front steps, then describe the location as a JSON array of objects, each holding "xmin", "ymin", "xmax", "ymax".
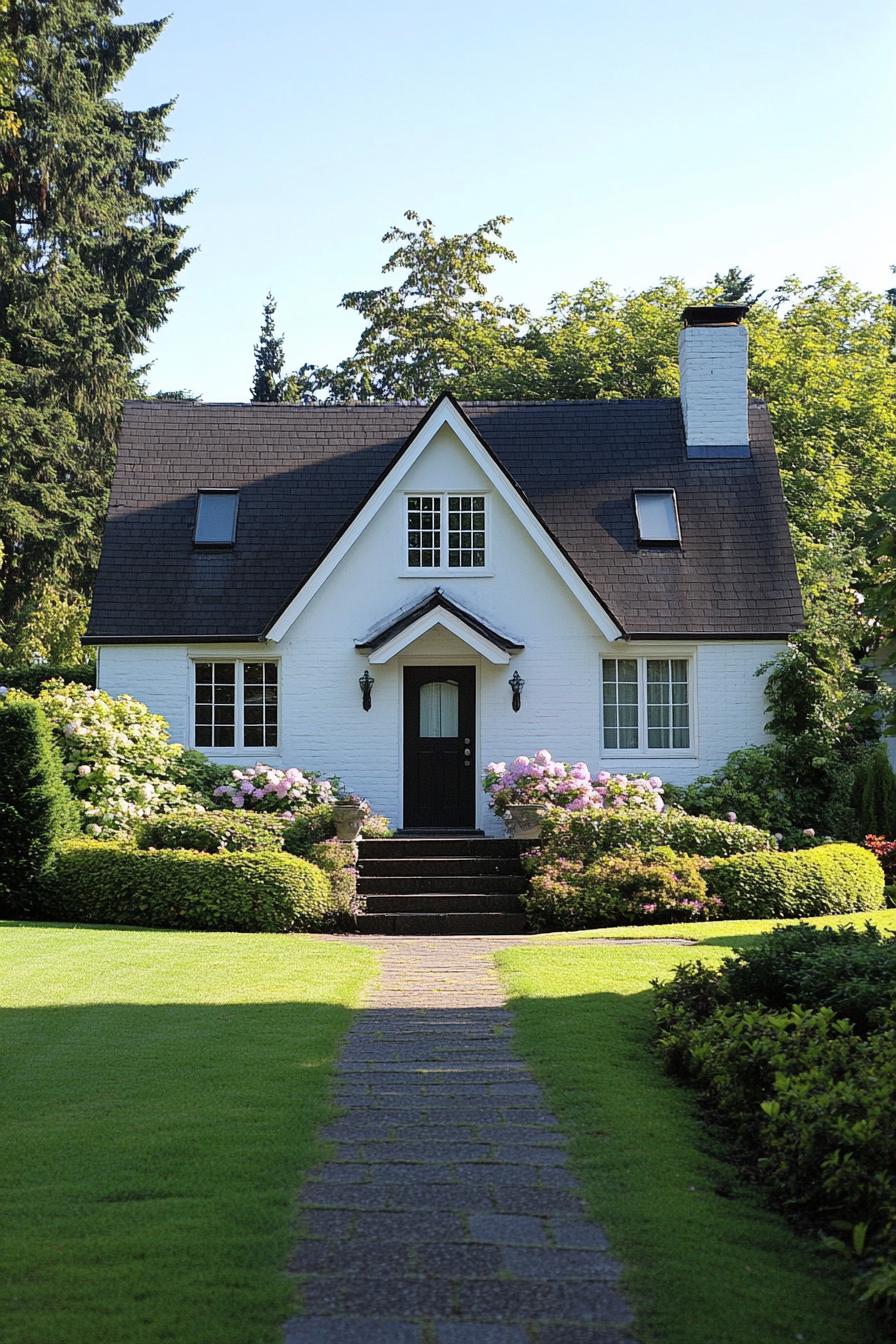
[{"xmin": 354, "ymin": 836, "xmax": 529, "ymax": 935}]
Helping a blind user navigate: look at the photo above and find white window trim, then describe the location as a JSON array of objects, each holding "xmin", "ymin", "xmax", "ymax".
[
  {"xmin": 190, "ymin": 657, "xmax": 280, "ymax": 754},
  {"xmin": 599, "ymin": 652, "xmax": 697, "ymax": 758},
  {"xmin": 401, "ymin": 490, "xmax": 493, "ymax": 577}
]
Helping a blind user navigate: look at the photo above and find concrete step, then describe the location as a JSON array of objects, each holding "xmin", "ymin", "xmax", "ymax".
[
  {"xmin": 358, "ymin": 838, "xmax": 522, "ymax": 860},
  {"xmin": 362, "ymin": 892, "xmax": 523, "ymax": 914},
  {"xmin": 354, "ymin": 911, "xmax": 530, "ymax": 936},
  {"xmin": 357, "ymin": 874, "xmax": 528, "ymax": 896},
  {"xmin": 358, "ymin": 856, "xmax": 523, "ymax": 878}
]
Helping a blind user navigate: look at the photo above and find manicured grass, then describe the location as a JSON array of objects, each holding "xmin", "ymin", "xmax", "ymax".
[
  {"xmin": 498, "ymin": 915, "xmax": 892, "ymax": 1344},
  {"xmin": 542, "ymin": 907, "xmax": 896, "ymax": 943},
  {"xmin": 0, "ymin": 923, "xmax": 376, "ymax": 1344}
]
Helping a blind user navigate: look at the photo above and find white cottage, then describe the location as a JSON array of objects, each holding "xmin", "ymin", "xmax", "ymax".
[{"xmin": 86, "ymin": 304, "xmax": 803, "ymax": 837}]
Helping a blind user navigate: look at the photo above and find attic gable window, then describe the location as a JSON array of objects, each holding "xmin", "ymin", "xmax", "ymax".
[
  {"xmin": 406, "ymin": 493, "xmax": 487, "ymax": 571},
  {"xmin": 195, "ymin": 490, "xmax": 239, "ymax": 546},
  {"xmin": 634, "ymin": 490, "xmax": 680, "ymax": 545}
]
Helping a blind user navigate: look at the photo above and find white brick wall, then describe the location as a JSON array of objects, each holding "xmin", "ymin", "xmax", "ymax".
[
  {"xmin": 98, "ymin": 423, "xmax": 785, "ymax": 834},
  {"xmin": 679, "ymin": 323, "xmax": 749, "ymax": 448}
]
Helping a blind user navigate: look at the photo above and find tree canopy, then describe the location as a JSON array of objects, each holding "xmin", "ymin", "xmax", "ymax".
[{"xmin": 0, "ymin": 0, "xmax": 192, "ymax": 660}]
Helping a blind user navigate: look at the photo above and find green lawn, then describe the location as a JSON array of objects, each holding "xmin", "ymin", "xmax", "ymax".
[
  {"xmin": 0, "ymin": 923, "xmax": 376, "ymax": 1344},
  {"xmin": 499, "ymin": 912, "xmax": 896, "ymax": 1344}
]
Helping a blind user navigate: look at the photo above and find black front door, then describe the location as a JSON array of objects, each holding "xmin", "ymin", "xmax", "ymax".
[{"xmin": 403, "ymin": 666, "xmax": 476, "ymax": 829}]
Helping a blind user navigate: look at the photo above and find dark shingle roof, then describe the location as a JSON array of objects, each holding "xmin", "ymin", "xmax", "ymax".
[{"xmin": 85, "ymin": 397, "xmax": 803, "ymax": 642}]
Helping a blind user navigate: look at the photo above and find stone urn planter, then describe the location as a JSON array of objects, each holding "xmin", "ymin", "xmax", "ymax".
[
  {"xmin": 333, "ymin": 800, "xmax": 368, "ymax": 842},
  {"xmin": 505, "ymin": 804, "xmax": 543, "ymax": 841}
]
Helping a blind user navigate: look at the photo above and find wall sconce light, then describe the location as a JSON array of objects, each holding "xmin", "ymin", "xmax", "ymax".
[
  {"xmin": 358, "ymin": 670, "xmax": 374, "ymax": 712},
  {"xmin": 508, "ymin": 669, "xmax": 525, "ymax": 713}
]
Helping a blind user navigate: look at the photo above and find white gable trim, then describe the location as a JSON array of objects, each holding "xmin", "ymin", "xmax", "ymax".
[
  {"xmin": 366, "ymin": 608, "xmax": 513, "ymax": 665},
  {"xmin": 265, "ymin": 395, "xmax": 623, "ymax": 643}
]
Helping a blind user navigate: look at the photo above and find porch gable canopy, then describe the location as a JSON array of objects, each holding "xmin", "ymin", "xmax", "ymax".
[{"xmin": 356, "ymin": 588, "xmax": 524, "ymax": 666}]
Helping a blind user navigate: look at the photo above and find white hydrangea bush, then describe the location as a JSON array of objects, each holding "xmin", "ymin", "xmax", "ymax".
[{"xmin": 28, "ymin": 680, "xmax": 192, "ymax": 837}]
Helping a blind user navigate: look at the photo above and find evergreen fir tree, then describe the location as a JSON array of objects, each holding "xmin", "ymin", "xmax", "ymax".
[
  {"xmin": 0, "ymin": 1, "xmax": 192, "ymax": 653},
  {"xmin": 711, "ymin": 267, "xmax": 756, "ymax": 303},
  {"xmin": 250, "ymin": 293, "xmax": 288, "ymax": 402}
]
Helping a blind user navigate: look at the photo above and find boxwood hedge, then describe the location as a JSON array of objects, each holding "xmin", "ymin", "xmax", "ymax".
[
  {"xmin": 539, "ymin": 805, "xmax": 775, "ymax": 862},
  {"xmin": 136, "ymin": 809, "xmax": 285, "ymax": 854},
  {"xmin": 45, "ymin": 840, "xmax": 336, "ymax": 932},
  {"xmin": 707, "ymin": 842, "xmax": 885, "ymax": 919}
]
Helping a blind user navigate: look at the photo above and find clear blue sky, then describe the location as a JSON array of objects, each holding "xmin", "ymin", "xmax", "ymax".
[{"xmin": 119, "ymin": 0, "xmax": 896, "ymax": 400}]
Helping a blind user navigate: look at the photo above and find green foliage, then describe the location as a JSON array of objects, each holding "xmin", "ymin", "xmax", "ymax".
[
  {"xmin": 305, "ymin": 839, "xmax": 357, "ymax": 873},
  {"xmin": 853, "ymin": 748, "xmax": 896, "ymax": 837},
  {"xmin": 249, "ymin": 293, "xmax": 304, "ymax": 403},
  {"xmin": 25, "ymin": 680, "xmax": 191, "ymax": 836},
  {"xmin": 0, "ymin": 3, "xmax": 192, "ymax": 651},
  {"xmin": 46, "ymin": 841, "xmax": 336, "ymax": 932},
  {"xmin": 171, "ymin": 749, "xmax": 235, "ymax": 804},
  {"xmin": 135, "ymin": 809, "xmax": 285, "ymax": 855},
  {"xmin": 282, "ymin": 804, "xmax": 336, "ymax": 856},
  {"xmin": 0, "ymin": 663, "xmax": 95, "ymax": 695},
  {"xmin": 0, "ymin": 699, "xmax": 77, "ymax": 916},
  {"xmin": 361, "ymin": 812, "xmax": 393, "ymax": 839},
  {"xmin": 538, "ymin": 804, "xmax": 774, "ymax": 862},
  {"xmin": 653, "ymin": 928, "xmax": 896, "ymax": 1321},
  {"xmin": 718, "ymin": 922, "xmax": 896, "ymax": 1034},
  {"xmin": 707, "ymin": 843, "xmax": 884, "ymax": 919},
  {"xmin": 666, "ymin": 742, "xmax": 856, "ymax": 841},
  {"xmin": 523, "ymin": 846, "xmax": 716, "ymax": 932}
]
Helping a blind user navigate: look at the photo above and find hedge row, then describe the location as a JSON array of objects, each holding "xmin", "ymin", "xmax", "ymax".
[
  {"xmin": 136, "ymin": 809, "xmax": 285, "ymax": 854},
  {"xmin": 707, "ymin": 843, "xmax": 884, "ymax": 919},
  {"xmin": 44, "ymin": 841, "xmax": 337, "ymax": 932},
  {"xmin": 654, "ymin": 924, "xmax": 896, "ymax": 1320},
  {"xmin": 0, "ymin": 664, "xmax": 95, "ymax": 695},
  {"xmin": 539, "ymin": 806, "xmax": 775, "ymax": 862}
]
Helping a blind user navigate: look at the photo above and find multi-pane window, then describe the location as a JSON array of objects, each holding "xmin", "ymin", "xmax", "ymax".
[
  {"xmin": 447, "ymin": 495, "xmax": 486, "ymax": 568},
  {"xmin": 602, "ymin": 658, "xmax": 639, "ymax": 750},
  {"xmin": 646, "ymin": 658, "xmax": 689, "ymax": 749},
  {"xmin": 406, "ymin": 493, "xmax": 487, "ymax": 569},
  {"xmin": 243, "ymin": 663, "xmax": 278, "ymax": 748},
  {"xmin": 407, "ymin": 496, "xmax": 441, "ymax": 568},
  {"xmin": 194, "ymin": 662, "xmax": 236, "ymax": 747},
  {"xmin": 601, "ymin": 657, "xmax": 691, "ymax": 752},
  {"xmin": 194, "ymin": 661, "xmax": 278, "ymax": 750}
]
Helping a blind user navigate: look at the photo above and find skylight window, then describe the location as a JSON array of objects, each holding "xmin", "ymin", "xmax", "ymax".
[
  {"xmin": 195, "ymin": 490, "xmax": 239, "ymax": 546},
  {"xmin": 634, "ymin": 490, "xmax": 680, "ymax": 545}
]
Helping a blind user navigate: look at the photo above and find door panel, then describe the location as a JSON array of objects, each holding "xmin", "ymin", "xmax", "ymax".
[{"xmin": 403, "ymin": 666, "xmax": 476, "ymax": 829}]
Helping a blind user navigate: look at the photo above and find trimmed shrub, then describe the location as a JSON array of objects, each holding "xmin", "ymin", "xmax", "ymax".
[
  {"xmin": 0, "ymin": 700, "xmax": 78, "ymax": 917},
  {"xmin": 135, "ymin": 809, "xmax": 285, "ymax": 854},
  {"xmin": 653, "ymin": 930, "xmax": 896, "ymax": 1321},
  {"xmin": 707, "ymin": 842, "xmax": 885, "ymax": 919},
  {"xmin": 45, "ymin": 841, "xmax": 336, "ymax": 932},
  {"xmin": 0, "ymin": 663, "xmax": 95, "ymax": 695},
  {"xmin": 718, "ymin": 922, "xmax": 896, "ymax": 1034},
  {"xmin": 538, "ymin": 805, "xmax": 774, "ymax": 862},
  {"xmin": 282, "ymin": 805, "xmax": 336, "ymax": 856},
  {"xmin": 305, "ymin": 839, "xmax": 357, "ymax": 873},
  {"xmin": 523, "ymin": 846, "xmax": 718, "ymax": 931}
]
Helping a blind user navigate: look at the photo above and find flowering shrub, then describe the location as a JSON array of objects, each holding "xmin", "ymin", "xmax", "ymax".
[
  {"xmin": 213, "ymin": 763, "xmax": 337, "ymax": 817},
  {"xmin": 483, "ymin": 751, "xmax": 664, "ymax": 817},
  {"xmin": 523, "ymin": 846, "xmax": 718, "ymax": 931},
  {"xmin": 536, "ymin": 805, "xmax": 775, "ymax": 862},
  {"xmin": 21, "ymin": 680, "xmax": 191, "ymax": 838},
  {"xmin": 865, "ymin": 835, "xmax": 896, "ymax": 884}
]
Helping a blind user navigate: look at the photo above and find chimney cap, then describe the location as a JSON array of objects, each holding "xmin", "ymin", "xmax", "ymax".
[{"xmin": 681, "ymin": 302, "xmax": 749, "ymax": 328}]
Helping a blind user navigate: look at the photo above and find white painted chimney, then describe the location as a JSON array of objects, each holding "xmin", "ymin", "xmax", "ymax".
[{"xmin": 678, "ymin": 304, "xmax": 750, "ymax": 457}]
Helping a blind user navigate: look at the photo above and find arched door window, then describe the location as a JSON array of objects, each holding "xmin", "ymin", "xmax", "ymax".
[{"xmin": 419, "ymin": 680, "xmax": 459, "ymax": 737}]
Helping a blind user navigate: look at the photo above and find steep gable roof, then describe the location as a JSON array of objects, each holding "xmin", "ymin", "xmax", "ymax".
[{"xmin": 84, "ymin": 396, "xmax": 803, "ymax": 644}]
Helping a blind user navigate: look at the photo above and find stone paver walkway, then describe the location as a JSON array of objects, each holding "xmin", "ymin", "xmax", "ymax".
[{"xmin": 283, "ymin": 937, "xmax": 638, "ymax": 1344}]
